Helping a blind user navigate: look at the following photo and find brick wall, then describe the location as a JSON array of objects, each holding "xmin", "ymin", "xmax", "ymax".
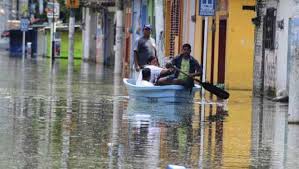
[
  {"xmin": 164, "ymin": 0, "xmax": 181, "ymax": 57},
  {"xmin": 170, "ymin": 0, "xmax": 180, "ymax": 56}
]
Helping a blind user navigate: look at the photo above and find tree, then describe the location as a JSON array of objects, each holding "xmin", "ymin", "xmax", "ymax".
[{"xmin": 56, "ymin": 0, "xmax": 82, "ymax": 23}]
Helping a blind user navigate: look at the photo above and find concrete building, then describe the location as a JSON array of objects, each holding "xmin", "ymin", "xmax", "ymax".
[
  {"xmin": 0, "ymin": 0, "xmax": 11, "ymax": 49},
  {"xmin": 0, "ymin": 0, "xmax": 11, "ymax": 33},
  {"xmin": 80, "ymin": 1, "xmax": 116, "ymax": 64},
  {"xmin": 252, "ymin": 0, "xmax": 299, "ymax": 122},
  {"xmin": 81, "ymin": 0, "xmax": 256, "ymax": 88},
  {"xmin": 123, "ymin": 0, "xmax": 165, "ymax": 74},
  {"xmin": 253, "ymin": 0, "xmax": 299, "ymax": 97}
]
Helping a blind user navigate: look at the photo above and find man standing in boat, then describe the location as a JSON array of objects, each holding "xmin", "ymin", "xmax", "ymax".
[
  {"xmin": 134, "ymin": 24, "xmax": 157, "ymax": 72},
  {"xmin": 157, "ymin": 43, "xmax": 202, "ymax": 87}
]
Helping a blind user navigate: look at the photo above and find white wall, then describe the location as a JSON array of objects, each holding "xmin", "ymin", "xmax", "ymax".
[
  {"xmin": 182, "ymin": 0, "xmax": 195, "ymax": 56},
  {"xmin": 189, "ymin": 0, "xmax": 196, "ymax": 55},
  {"xmin": 131, "ymin": 0, "xmax": 141, "ymax": 69},
  {"xmin": 0, "ymin": 0, "xmax": 11, "ymax": 32},
  {"xmin": 155, "ymin": 0, "xmax": 165, "ymax": 65},
  {"xmin": 83, "ymin": 8, "xmax": 90, "ymax": 60},
  {"xmin": 293, "ymin": 0, "xmax": 299, "ymax": 16},
  {"xmin": 253, "ymin": 0, "xmax": 299, "ymax": 96},
  {"xmin": 275, "ymin": 0, "xmax": 296, "ymax": 95},
  {"xmin": 262, "ymin": 1, "xmax": 278, "ymax": 95}
]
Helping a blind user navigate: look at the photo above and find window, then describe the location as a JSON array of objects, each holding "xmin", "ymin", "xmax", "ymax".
[{"xmin": 264, "ymin": 8, "xmax": 276, "ymax": 50}]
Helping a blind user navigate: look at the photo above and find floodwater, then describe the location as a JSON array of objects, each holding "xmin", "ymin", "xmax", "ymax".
[{"xmin": 0, "ymin": 52, "xmax": 298, "ymax": 169}]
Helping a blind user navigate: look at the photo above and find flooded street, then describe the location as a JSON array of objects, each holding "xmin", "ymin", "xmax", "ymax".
[{"xmin": 0, "ymin": 52, "xmax": 298, "ymax": 169}]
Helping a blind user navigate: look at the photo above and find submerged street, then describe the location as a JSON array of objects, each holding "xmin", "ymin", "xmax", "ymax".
[{"xmin": 0, "ymin": 52, "xmax": 298, "ymax": 169}]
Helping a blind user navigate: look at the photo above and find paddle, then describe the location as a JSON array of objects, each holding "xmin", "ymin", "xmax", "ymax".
[{"xmin": 172, "ymin": 66, "xmax": 230, "ymax": 99}]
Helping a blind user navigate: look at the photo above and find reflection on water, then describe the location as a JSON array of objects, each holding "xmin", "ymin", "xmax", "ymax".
[
  {"xmin": 123, "ymin": 100, "xmax": 196, "ymax": 168},
  {"xmin": 251, "ymin": 98, "xmax": 299, "ymax": 169},
  {"xmin": 120, "ymin": 99, "xmax": 229, "ymax": 169},
  {"xmin": 0, "ymin": 54, "xmax": 298, "ymax": 169}
]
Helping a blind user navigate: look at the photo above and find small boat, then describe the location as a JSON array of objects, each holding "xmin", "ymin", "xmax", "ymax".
[{"xmin": 123, "ymin": 78, "xmax": 201, "ymax": 102}]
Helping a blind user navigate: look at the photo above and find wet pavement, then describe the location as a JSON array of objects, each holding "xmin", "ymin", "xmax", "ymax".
[{"xmin": 0, "ymin": 52, "xmax": 298, "ymax": 169}]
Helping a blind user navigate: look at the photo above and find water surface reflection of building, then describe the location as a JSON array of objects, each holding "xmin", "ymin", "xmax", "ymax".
[
  {"xmin": 120, "ymin": 99, "xmax": 228, "ymax": 168},
  {"xmin": 251, "ymin": 97, "xmax": 299, "ymax": 168}
]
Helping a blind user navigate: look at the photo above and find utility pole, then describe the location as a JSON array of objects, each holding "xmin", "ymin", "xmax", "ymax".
[
  {"xmin": 68, "ymin": 0, "xmax": 76, "ymax": 63},
  {"xmin": 16, "ymin": 0, "xmax": 19, "ymax": 19},
  {"xmin": 8, "ymin": 0, "xmax": 13, "ymax": 19},
  {"xmin": 28, "ymin": 0, "xmax": 31, "ymax": 18},
  {"xmin": 51, "ymin": 0, "xmax": 55, "ymax": 61},
  {"xmin": 253, "ymin": 0, "xmax": 265, "ymax": 96},
  {"xmin": 114, "ymin": 0, "xmax": 124, "ymax": 74}
]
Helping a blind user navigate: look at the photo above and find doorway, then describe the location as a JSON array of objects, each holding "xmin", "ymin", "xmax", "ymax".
[{"xmin": 217, "ymin": 19, "xmax": 227, "ymax": 84}]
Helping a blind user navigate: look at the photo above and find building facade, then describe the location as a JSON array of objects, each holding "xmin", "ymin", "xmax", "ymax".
[
  {"xmin": 253, "ymin": 0, "xmax": 299, "ymax": 97},
  {"xmin": 82, "ymin": 0, "xmax": 256, "ymax": 90},
  {"xmin": 172, "ymin": 0, "xmax": 256, "ymax": 90}
]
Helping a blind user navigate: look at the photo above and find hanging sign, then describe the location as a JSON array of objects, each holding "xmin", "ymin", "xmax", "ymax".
[
  {"xmin": 46, "ymin": 2, "xmax": 60, "ymax": 18},
  {"xmin": 66, "ymin": 0, "xmax": 79, "ymax": 9},
  {"xmin": 199, "ymin": 0, "xmax": 216, "ymax": 16},
  {"xmin": 20, "ymin": 18, "xmax": 30, "ymax": 32}
]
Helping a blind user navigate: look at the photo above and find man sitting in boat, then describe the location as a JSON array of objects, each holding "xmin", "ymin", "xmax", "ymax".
[
  {"xmin": 144, "ymin": 56, "xmax": 174, "ymax": 84},
  {"xmin": 157, "ymin": 43, "xmax": 202, "ymax": 88},
  {"xmin": 138, "ymin": 68, "xmax": 155, "ymax": 86}
]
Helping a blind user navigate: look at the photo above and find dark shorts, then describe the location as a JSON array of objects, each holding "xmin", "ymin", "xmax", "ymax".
[{"xmin": 165, "ymin": 74, "xmax": 176, "ymax": 80}]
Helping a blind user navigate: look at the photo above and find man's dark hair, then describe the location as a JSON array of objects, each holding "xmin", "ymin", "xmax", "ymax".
[
  {"xmin": 182, "ymin": 43, "xmax": 191, "ymax": 50},
  {"xmin": 142, "ymin": 68, "xmax": 151, "ymax": 80},
  {"xmin": 147, "ymin": 56, "xmax": 157, "ymax": 64}
]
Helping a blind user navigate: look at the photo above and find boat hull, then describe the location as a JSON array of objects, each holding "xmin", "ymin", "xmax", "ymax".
[{"xmin": 123, "ymin": 78, "xmax": 201, "ymax": 102}]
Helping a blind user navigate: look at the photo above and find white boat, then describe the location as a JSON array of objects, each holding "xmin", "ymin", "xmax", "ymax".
[{"xmin": 123, "ymin": 78, "xmax": 201, "ymax": 102}]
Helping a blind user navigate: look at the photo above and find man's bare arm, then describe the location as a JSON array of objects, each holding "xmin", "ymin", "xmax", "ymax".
[
  {"xmin": 134, "ymin": 51, "xmax": 140, "ymax": 71},
  {"xmin": 160, "ymin": 69, "xmax": 172, "ymax": 76}
]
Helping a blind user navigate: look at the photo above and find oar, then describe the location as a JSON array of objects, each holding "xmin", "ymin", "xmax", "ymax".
[{"xmin": 172, "ymin": 66, "xmax": 230, "ymax": 99}]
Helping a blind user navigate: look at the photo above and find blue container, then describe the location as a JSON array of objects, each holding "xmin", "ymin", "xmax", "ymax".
[{"xmin": 9, "ymin": 29, "xmax": 37, "ymax": 57}]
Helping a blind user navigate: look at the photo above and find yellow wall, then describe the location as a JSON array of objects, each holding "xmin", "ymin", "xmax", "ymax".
[
  {"xmin": 226, "ymin": 0, "xmax": 255, "ymax": 90},
  {"xmin": 194, "ymin": 0, "xmax": 255, "ymax": 90},
  {"xmin": 193, "ymin": 10, "xmax": 202, "ymax": 65}
]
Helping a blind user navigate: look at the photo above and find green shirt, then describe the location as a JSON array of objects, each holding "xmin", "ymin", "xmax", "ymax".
[{"xmin": 177, "ymin": 58, "xmax": 190, "ymax": 80}]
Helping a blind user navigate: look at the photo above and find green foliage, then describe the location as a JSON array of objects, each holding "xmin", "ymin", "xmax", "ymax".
[
  {"xmin": 46, "ymin": 29, "xmax": 82, "ymax": 59},
  {"xmin": 20, "ymin": 4, "xmax": 29, "ymax": 17},
  {"xmin": 31, "ymin": 0, "xmax": 82, "ymax": 22},
  {"xmin": 56, "ymin": 0, "xmax": 82, "ymax": 23}
]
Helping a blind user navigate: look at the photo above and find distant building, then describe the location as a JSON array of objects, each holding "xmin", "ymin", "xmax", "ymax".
[{"xmin": 0, "ymin": 0, "xmax": 12, "ymax": 33}]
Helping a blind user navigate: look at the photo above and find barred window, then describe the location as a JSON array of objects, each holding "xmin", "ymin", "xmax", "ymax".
[{"xmin": 264, "ymin": 8, "xmax": 276, "ymax": 50}]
